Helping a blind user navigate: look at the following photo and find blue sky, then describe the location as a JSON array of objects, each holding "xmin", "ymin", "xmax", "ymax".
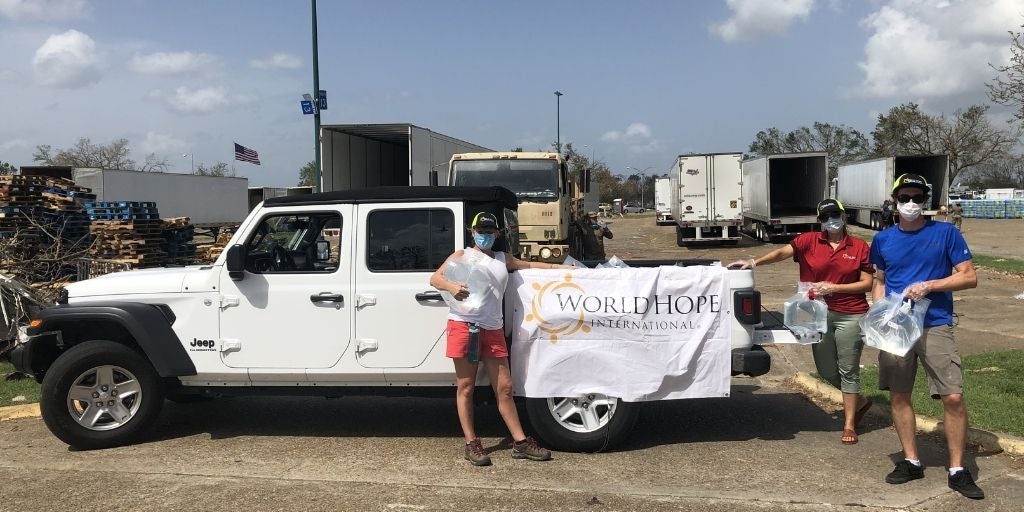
[{"xmin": 1, "ymin": 0, "xmax": 1020, "ymax": 186}]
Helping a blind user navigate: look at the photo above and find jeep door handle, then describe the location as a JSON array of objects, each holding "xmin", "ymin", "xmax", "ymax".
[
  {"xmin": 310, "ymin": 293, "xmax": 344, "ymax": 304},
  {"xmin": 415, "ymin": 291, "xmax": 443, "ymax": 302}
]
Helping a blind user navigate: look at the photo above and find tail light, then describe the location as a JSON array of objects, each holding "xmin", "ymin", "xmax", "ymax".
[{"xmin": 733, "ymin": 290, "xmax": 761, "ymax": 324}]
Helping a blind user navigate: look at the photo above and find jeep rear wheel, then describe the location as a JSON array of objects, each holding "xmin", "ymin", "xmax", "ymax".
[
  {"xmin": 40, "ymin": 340, "xmax": 164, "ymax": 450},
  {"xmin": 525, "ymin": 394, "xmax": 639, "ymax": 452}
]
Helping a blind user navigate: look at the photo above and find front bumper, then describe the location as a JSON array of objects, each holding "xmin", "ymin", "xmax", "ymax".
[{"xmin": 731, "ymin": 345, "xmax": 770, "ymax": 377}]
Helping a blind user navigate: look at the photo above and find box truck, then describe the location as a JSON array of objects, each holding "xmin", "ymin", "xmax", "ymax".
[
  {"xmin": 836, "ymin": 155, "xmax": 949, "ymax": 230},
  {"xmin": 740, "ymin": 153, "xmax": 828, "ymax": 242},
  {"xmin": 654, "ymin": 176, "xmax": 673, "ymax": 225},
  {"xmin": 320, "ymin": 123, "xmax": 490, "ymax": 191},
  {"xmin": 71, "ymin": 169, "xmax": 248, "ymax": 227},
  {"xmin": 669, "ymin": 153, "xmax": 744, "ymax": 245}
]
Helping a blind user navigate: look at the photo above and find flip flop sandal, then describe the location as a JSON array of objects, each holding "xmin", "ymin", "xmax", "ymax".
[
  {"xmin": 854, "ymin": 400, "xmax": 872, "ymax": 427},
  {"xmin": 842, "ymin": 428, "xmax": 858, "ymax": 445}
]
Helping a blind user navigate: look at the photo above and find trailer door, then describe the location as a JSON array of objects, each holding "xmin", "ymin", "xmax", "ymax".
[{"xmin": 710, "ymin": 154, "xmax": 743, "ymax": 223}]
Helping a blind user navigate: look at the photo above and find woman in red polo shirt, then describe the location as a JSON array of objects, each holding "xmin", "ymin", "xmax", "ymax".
[{"xmin": 729, "ymin": 199, "xmax": 873, "ymax": 445}]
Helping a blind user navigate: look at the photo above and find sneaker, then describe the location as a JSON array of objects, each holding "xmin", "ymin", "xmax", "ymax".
[
  {"xmin": 511, "ymin": 436, "xmax": 552, "ymax": 461},
  {"xmin": 464, "ymin": 438, "xmax": 492, "ymax": 466},
  {"xmin": 948, "ymin": 469, "xmax": 985, "ymax": 499},
  {"xmin": 885, "ymin": 460, "xmax": 925, "ymax": 484}
]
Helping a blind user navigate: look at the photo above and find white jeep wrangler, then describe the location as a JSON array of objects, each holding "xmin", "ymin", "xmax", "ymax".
[{"xmin": 12, "ymin": 186, "xmax": 771, "ymax": 451}]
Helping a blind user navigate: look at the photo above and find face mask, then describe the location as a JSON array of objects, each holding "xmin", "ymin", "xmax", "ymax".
[
  {"xmin": 822, "ymin": 218, "xmax": 844, "ymax": 232},
  {"xmin": 473, "ymin": 233, "xmax": 496, "ymax": 249},
  {"xmin": 897, "ymin": 201, "xmax": 922, "ymax": 221}
]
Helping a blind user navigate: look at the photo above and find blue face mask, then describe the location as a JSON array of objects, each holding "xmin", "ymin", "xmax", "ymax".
[{"xmin": 473, "ymin": 233, "xmax": 496, "ymax": 249}]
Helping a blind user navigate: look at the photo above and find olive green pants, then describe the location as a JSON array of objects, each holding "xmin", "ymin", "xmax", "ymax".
[{"xmin": 811, "ymin": 311, "xmax": 865, "ymax": 394}]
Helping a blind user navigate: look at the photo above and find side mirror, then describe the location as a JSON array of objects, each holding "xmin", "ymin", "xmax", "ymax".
[
  {"xmin": 315, "ymin": 240, "xmax": 330, "ymax": 261},
  {"xmin": 225, "ymin": 244, "xmax": 246, "ymax": 281}
]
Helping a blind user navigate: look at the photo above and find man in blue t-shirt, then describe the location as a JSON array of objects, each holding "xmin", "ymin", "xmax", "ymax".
[{"xmin": 869, "ymin": 173, "xmax": 982, "ymax": 499}]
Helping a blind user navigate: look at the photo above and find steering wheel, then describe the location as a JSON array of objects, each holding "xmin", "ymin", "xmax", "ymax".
[{"xmin": 271, "ymin": 245, "xmax": 296, "ymax": 271}]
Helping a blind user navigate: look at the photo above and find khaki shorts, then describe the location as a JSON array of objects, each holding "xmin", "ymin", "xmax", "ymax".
[{"xmin": 878, "ymin": 324, "xmax": 963, "ymax": 398}]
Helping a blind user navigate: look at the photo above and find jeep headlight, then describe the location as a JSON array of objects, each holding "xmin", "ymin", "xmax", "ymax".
[{"xmin": 540, "ymin": 247, "xmax": 553, "ymax": 259}]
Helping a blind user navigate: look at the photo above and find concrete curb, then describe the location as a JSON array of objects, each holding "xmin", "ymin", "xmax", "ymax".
[
  {"xmin": 791, "ymin": 372, "xmax": 1024, "ymax": 456},
  {"xmin": 0, "ymin": 402, "xmax": 40, "ymax": 422}
]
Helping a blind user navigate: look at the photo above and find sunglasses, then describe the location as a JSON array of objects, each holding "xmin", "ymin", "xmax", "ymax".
[
  {"xmin": 897, "ymin": 194, "xmax": 928, "ymax": 204},
  {"xmin": 819, "ymin": 211, "xmax": 843, "ymax": 220}
]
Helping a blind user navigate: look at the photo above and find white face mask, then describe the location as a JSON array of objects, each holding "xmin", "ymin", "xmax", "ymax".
[
  {"xmin": 897, "ymin": 201, "xmax": 922, "ymax": 221},
  {"xmin": 822, "ymin": 218, "xmax": 844, "ymax": 232}
]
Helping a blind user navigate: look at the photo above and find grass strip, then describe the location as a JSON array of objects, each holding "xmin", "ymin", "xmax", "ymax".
[
  {"xmin": 0, "ymin": 360, "xmax": 40, "ymax": 406},
  {"xmin": 857, "ymin": 349, "xmax": 1024, "ymax": 437},
  {"xmin": 971, "ymin": 254, "xmax": 1024, "ymax": 277}
]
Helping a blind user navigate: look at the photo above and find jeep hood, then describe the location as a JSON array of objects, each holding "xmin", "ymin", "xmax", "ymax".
[{"xmin": 66, "ymin": 266, "xmax": 208, "ymax": 298}]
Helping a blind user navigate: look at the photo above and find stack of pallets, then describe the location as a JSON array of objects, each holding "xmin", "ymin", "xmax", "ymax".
[
  {"xmin": 89, "ymin": 220, "xmax": 166, "ymax": 267},
  {"xmin": 161, "ymin": 217, "xmax": 196, "ymax": 264},
  {"xmin": 1, "ymin": 175, "xmax": 95, "ymax": 243},
  {"xmin": 0, "ymin": 175, "xmax": 47, "ymax": 239},
  {"xmin": 195, "ymin": 228, "xmax": 234, "ymax": 263}
]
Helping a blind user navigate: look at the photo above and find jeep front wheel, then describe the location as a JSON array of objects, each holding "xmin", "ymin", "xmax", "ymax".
[
  {"xmin": 525, "ymin": 394, "xmax": 639, "ymax": 452},
  {"xmin": 40, "ymin": 340, "xmax": 164, "ymax": 450}
]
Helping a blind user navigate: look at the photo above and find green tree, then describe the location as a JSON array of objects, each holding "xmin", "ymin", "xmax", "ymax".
[
  {"xmin": 193, "ymin": 162, "xmax": 235, "ymax": 177},
  {"xmin": 32, "ymin": 137, "xmax": 168, "ymax": 171},
  {"xmin": 297, "ymin": 160, "xmax": 317, "ymax": 186},
  {"xmin": 871, "ymin": 103, "xmax": 1019, "ymax": 183},
  {"xmin": 0, "ymin": 161, "xmax": 16, "ymax": 175},
  {"xmin": 988, "ymin": 24, "xmax": 1024, "ymax": 125},
  {"xmin": 749, "ymin": 122, "xmax": 870, "ymax": 181}
]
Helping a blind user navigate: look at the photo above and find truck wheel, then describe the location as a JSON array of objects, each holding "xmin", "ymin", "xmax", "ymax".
[
  {"xmin": 676, "ymin": 227, "xmax": 686, "ymax": 247},
  {"xmin": 40, "ymin": 340, "xmax": 165, "ymax": 450},
  {"xmin": 525, "ymin": 394, "xmax": 639, "ymax": 452}
]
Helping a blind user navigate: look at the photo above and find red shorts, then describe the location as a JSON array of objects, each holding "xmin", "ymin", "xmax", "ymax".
[{"xmin": 446, "ymin": 320, "xmax": 508, "ymax": 359}]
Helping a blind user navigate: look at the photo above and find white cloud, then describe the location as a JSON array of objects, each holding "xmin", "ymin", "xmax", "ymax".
[
  {"xmin": 148, "ymin": 86, "xmax": 256, "ymax": 114},
  {"xmin": 0, "ymin": 138, "xmax": 30, "ymax": 152},
  {"xmin": 128, "ymin": 51, "xmax": 219, "ymax": 75},
  {"xmin": 855, "ymin": 0, "xmax": 1020, "ymax": 99},
  {"xmin": 710, "ymin": 0, "xmax": 815, "ymax": 42},
  {"xmin": 0, "ymin": 0, "xmax": 89, "ymax": 21},
  {"xmin": 32, "ymin": 29, "xmax": 101, "ymax": 88},
  {"xmin": 140, "ymin": 132, "xmax": 186, "ymax": 153},
  {"xmin": 250, "ymin": 52, "xmax": 302, "ymax": 70},
  {"xmin": 601, "ymin": 122, "xmax": 660, "ymax": 153}
]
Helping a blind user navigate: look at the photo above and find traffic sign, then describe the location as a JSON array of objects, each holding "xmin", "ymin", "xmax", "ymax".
[
  {"xmin": 318, "ymin": 90, "xmax": 327, "ymax": 110},
  {"xmin": 300, "ymin": 100, "xmax": 315, "ymax": 115}
]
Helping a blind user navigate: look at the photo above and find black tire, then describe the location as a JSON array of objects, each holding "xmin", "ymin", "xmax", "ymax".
[
  {"xmin": 40, "ymin": 340, "xmax": 165, "ymax": 450},
  {"xmin": 525, "ymin": 395, "xmax": 639, "ymax": 452}
]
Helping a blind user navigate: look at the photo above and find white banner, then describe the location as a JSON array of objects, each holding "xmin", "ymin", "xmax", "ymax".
[{"xmin": 508, "ymin": 266, "xmax": 732, "ymax": 402}]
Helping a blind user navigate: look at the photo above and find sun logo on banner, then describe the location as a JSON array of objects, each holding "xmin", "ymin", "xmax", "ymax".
[{"xmin": 525, "ymin": 273, "xmax": 589, "ymax": 343}]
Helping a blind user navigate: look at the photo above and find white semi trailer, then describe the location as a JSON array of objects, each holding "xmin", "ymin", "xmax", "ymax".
[
  {"xmin": 669, "ymin": 153, "xmax": 744, "ymax": 246},
  {"xmin": 654, "ymin": 176, "xmax": 673, "ymax": 225},
  {"xmin": 740, "ymin": 153, "xmax": 828, "ymax": 243},
  {"xmin": 836, "ymin": 155, "xmax": 949, "ymax": 230},
  {"xmin": 320, "ymin": 123, "xmax": 490, "ymax": 191}
]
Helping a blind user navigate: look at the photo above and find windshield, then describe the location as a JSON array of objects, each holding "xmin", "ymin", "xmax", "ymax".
[{"xmin": 452, "ymin": 159, "xmax": 559, "ymax": 199}]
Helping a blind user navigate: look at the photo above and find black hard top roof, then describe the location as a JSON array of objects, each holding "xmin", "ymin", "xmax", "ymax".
[{"xmin": 262, "ymin": 186, "xmax": 518, "ymax": 210}]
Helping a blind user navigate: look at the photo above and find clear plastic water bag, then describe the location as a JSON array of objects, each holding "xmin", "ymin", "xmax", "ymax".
[
  {"xmin": 596, "ymin": 255, "xmax": 629, "ymax": 269},
  {"xmin": 440, "ymin": 250, "xmax": 494, "ymax": 314},
  {"xmin": 783, "ymin": 282, "xmax": 828, "ymax": 335},
  {"xmin": 860, "ymin": 292, "xmax": 931, "ymax": 357},
  {"xmin": 562, "ymin": 255, "xmax": 585, "ymax": 269}
]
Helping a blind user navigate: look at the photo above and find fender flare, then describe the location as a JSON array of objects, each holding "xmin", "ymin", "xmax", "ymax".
[{"xmin": 28, "ymin": 302, "xmax": 197, "ymax": 377}]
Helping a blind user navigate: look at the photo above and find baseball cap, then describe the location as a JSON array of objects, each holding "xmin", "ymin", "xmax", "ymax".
[
  {"xmin": 471, "ymin": 212, "xmax": 499, "ymax": 230},
  {"xmin": 892, "ymin": 173, "xmax": 931, "ymax": 194},
  {"xmin": 816, "ymin": 198, "xmax": 845, "ymax": 216}
]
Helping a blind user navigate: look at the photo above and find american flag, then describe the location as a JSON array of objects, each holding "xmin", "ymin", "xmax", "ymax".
[{"xmin": 234, "ymin": 143, "xmax": 261, "ymax": 165}]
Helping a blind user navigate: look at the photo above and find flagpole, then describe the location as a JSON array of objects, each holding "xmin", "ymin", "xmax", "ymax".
[{"xmin": 311, "ymin": 0, "xmax": 322, "ymax": 192}]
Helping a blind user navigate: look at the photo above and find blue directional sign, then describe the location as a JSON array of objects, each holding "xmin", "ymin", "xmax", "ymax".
[
  {"xmin": 318, "ymin": 89, "xmax": 327, "ymax": 110},
  {"xmin": 300, "ymin": 100, "xmax": 315, "ymax": 115}
]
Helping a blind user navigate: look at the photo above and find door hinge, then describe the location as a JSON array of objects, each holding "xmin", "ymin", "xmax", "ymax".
[
  {"xmin": 356, "ymin": 294, "xmax": 377, "ymax": 308},
  {"xmin": 220, "ymin": 296, "xmax": 240, "ymax": 309},
  {"xmin": 220, "ymin": 338, "xmax": 241, "ymax": 353}
]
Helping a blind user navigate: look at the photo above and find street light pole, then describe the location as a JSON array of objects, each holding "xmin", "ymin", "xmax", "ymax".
[
  {"xmin": 554, "ymin": 90, "xmax": 563, "ymax": 155},
  {"xmin": 311, "ymin": 0, "xmax": 322, "ymax": 192},
  {"xmin": 627, "ymin": 166, "xmax": 654, "ymax": 208}
]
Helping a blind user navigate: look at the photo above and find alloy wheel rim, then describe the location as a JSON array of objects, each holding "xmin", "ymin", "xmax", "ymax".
[
  {"xmin": 66, "ymin": 365, "xmax": 143, "ymax": 431},
  {"xmin": 545, "ymin": 394, "xmax": 618, "ymax": 433}
]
